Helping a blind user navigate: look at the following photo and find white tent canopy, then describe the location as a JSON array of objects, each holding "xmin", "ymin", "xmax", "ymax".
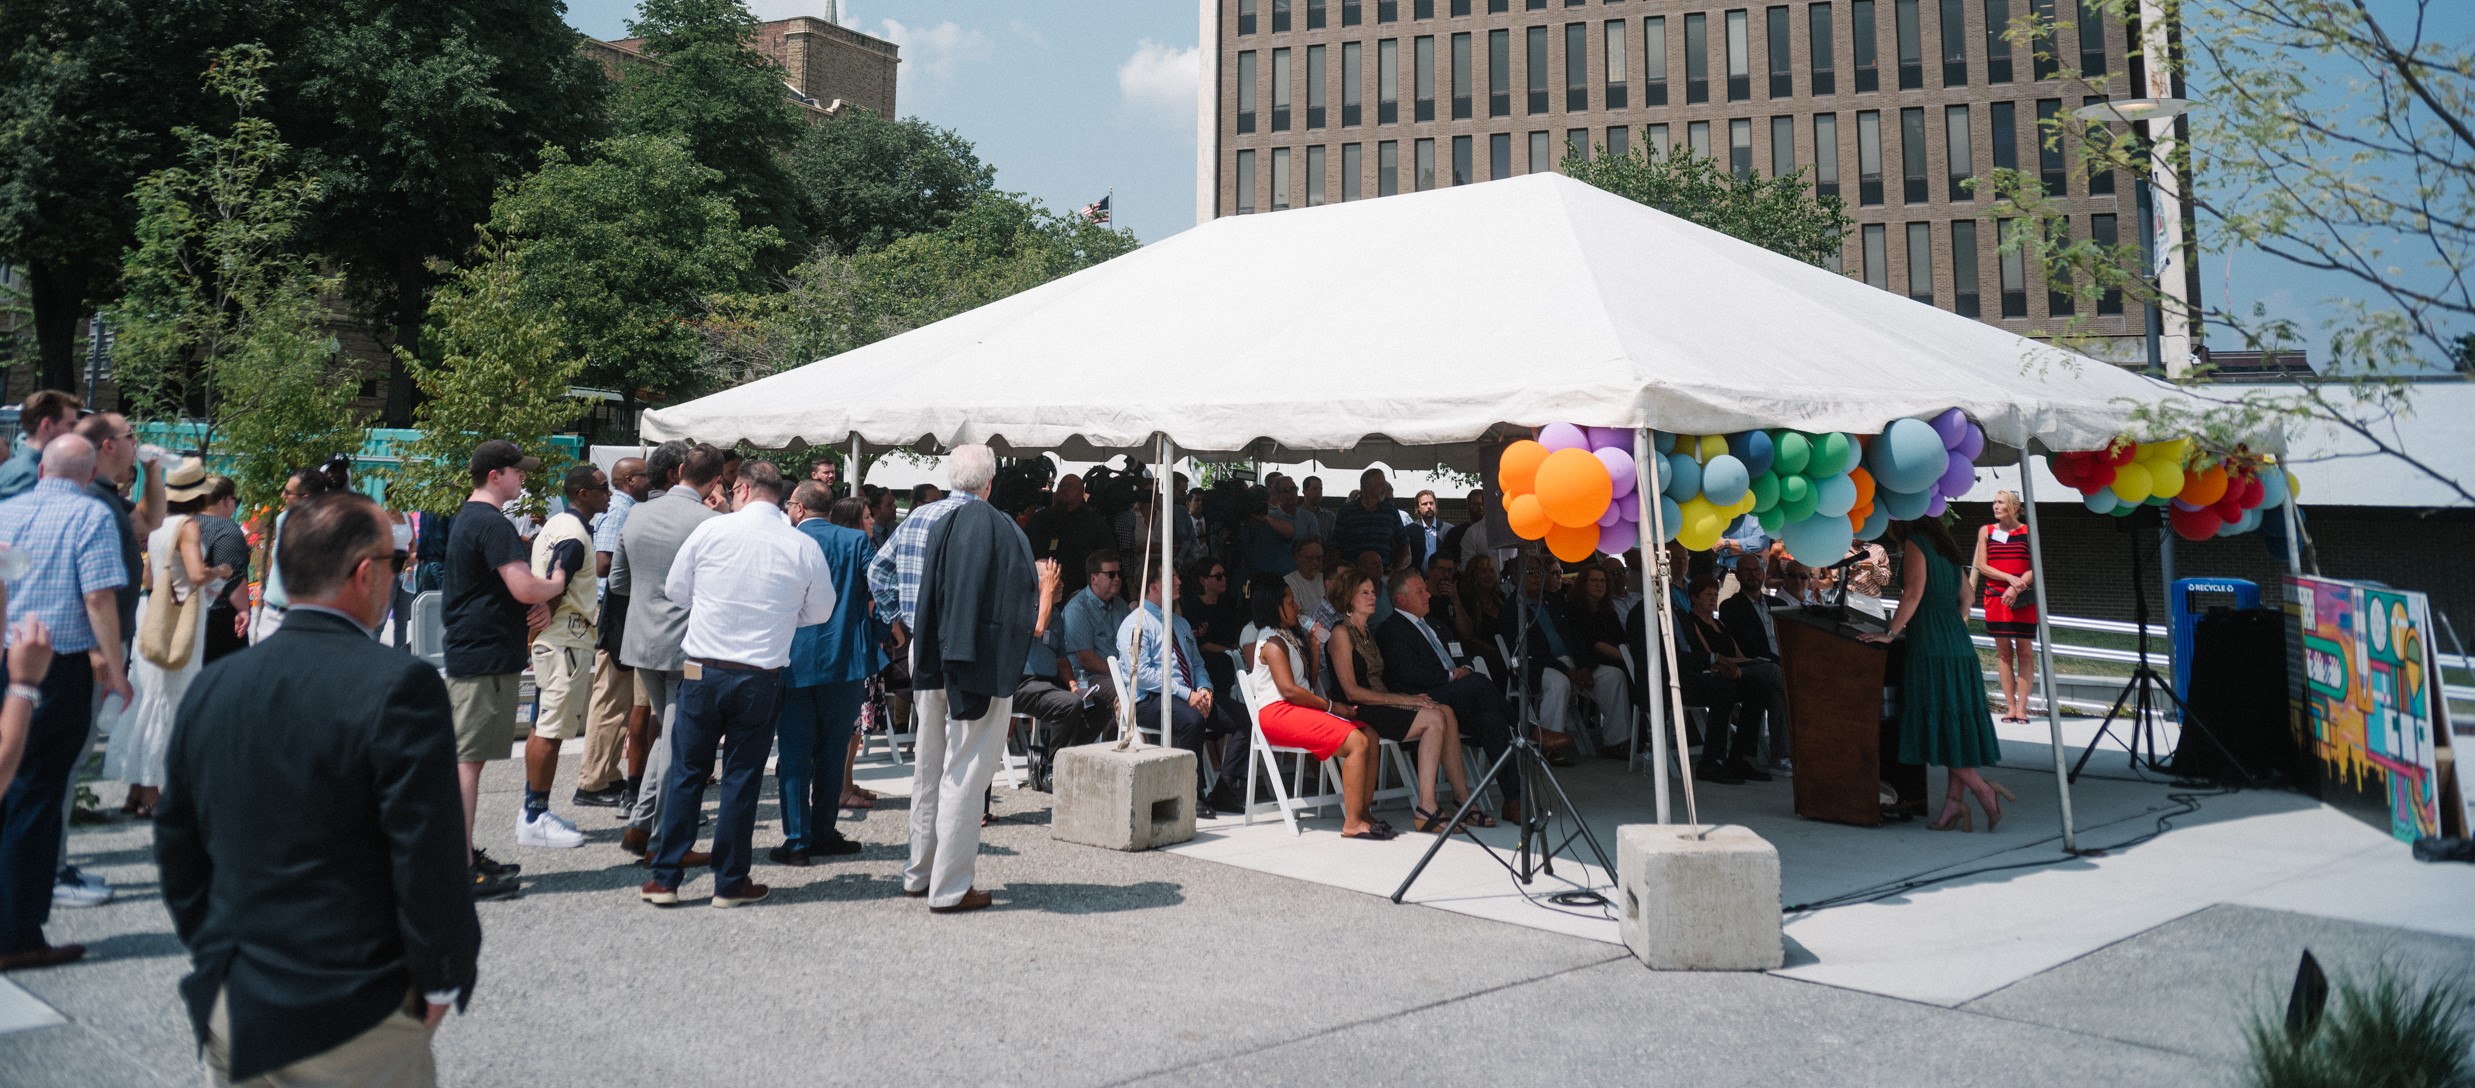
[{"xmin": 644, "ymin": 172, "xmax": 2203, "ymax": 462}]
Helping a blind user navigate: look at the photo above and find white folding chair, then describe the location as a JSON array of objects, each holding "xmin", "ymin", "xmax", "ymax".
[
  {"xmin": 862, "ymin": 686, "xmax": 915, "ymax": 767},
  {"xmin": 1237, "ymin": 676, "xmax": 1345, "ymax": 834},
  {"xmin": 999, "ymin": 711, "xmax": 1033, "ymax": 789}
]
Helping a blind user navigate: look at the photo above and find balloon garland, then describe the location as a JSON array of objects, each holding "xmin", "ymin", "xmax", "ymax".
[{"xmin": 2048, "ymin": 438, "xmax": 2293, "ymax": 541}]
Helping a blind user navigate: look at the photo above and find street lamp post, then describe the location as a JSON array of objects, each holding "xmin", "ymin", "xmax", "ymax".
[{"xmin": 2072, "ymin": 96, "xmax": 2191, "ymax": 376}]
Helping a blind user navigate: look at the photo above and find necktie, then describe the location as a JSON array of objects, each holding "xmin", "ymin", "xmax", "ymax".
[
  {"xmin": 1170, "ymin": 620, "xmax": 1195, "ymax": 688},
  {"xmin": 1416, "ymin": 617, "xmax": 1453, "ymax": 672}
]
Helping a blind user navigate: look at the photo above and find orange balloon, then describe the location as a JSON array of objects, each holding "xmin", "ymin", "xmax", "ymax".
[
  {"xmin": 1849, "ymin": 465, "xmax": 1877, "ymax": 508},
  {"xmin": 1545, "ymin": 521, "xmax": 1599, "ymax": 563},
  {"xmin": 1499, "ymin": 440, "xmax": 1549, "ymax": 497},
  {"xmin": 1850, "ymin": 498, "xmax": 1874, "ymax": 522},
  {"xmin": 1506, "ymin": 493, "xmax": 1553, "ymax": 540},
  {"xmin": 1850, "ymin": 511, "xmax": 1864, "ymax": 533},
  {"xmin": 2181, "ymin": 464, "xmax": 2229, "ymax": 507},
  {"xmin": 1535, "ymin": 447, "xmax": 1614, "ymax": 528}
]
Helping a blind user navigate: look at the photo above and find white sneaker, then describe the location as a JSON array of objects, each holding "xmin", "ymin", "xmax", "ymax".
[
  {"xmin": 53, "ymin": 866, "xmax": 112, "ymax": 908},
  {"xmin": 515, "ymin": 809, "xmax": 585, "ymax": 849}
]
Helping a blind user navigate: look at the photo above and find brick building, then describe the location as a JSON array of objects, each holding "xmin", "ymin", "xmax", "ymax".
[{"xmin": 609, "ymin": 14, "xmax": 899, "ymax": 119}]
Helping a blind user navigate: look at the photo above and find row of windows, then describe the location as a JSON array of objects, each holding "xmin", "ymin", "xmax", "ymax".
[
  {"xmin": 1230, "ymin": 1, "xmax": 2113, "ymax": 135},
  {"xmin": 1239, "ymin": 0, "xmax": 1674, "ymax": 37},
  {"xmin": 1855, "ymin": 215, "xmax": 2122, "ymax": 319}
]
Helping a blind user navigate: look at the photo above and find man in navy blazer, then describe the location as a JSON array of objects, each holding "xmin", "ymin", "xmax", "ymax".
[{"xmin": 1374, "ymin": 568, "xmax": 1524, "ymax": 822}]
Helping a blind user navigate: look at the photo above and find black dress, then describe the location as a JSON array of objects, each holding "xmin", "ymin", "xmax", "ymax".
[{"xmin": 1339, "ymin": 625, "xmax": 1419, "ymax": 742}]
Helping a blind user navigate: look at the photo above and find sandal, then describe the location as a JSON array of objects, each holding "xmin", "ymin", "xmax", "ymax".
[
  {"xmin": 1453, "ymin": 802, "xmax": 1497, "ymax": 828},
  {"xmin": 841, "ymin": 791, "xmax": 876, "ymax": 810},
  {"xmin": 1413, "ymin": 807, "xmax": 1461, "ymax": 834},
  {"xmin": 1342, "ymin": 825, "xmax": 1401, "ymax": 841}
]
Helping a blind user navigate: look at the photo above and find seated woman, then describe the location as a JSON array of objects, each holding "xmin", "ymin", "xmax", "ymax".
[
  {"xmin": 1561, "ymin": 564, "xmax": 1637, "ymax": 757},
  {"xmin": 1676, "ymin": 575, "xmax": 1784, "ymax": 784},
  {"xmin": 1456, "ymin": 554, "xmax": 1511, "ymax": 688},
  {"xmin": 1325, "ymin": 568, "xmax": 1491, "ymax": 832},
  {"xmin": 1239, "ymin": 576, "xmax": 1395, "ymax": 840}
]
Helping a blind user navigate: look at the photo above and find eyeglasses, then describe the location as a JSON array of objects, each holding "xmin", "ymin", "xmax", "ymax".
[
  {"xmin": 1097, "ymin": 569, "xmax": 1123, "ymax": 578},
  {"xmin": 364, "ymin": 550, "xmax": 408, "ymax": 575}
]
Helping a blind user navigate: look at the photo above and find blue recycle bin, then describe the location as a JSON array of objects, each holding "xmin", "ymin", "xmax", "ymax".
[{"xmin": 2170, "ymin": 577, "xmax": 2261, "ymax": 704}]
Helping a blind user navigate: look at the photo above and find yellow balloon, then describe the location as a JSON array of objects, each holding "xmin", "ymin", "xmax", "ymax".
[
  {"xmin": 1677, "ymin": 497, "xmax": 1726, "ymax": 551},
  {"xmin": 2148, "ymin": 462, "xmax": 2185, "ymax": 499},
  {"xmin": 2284, "ymin": 470, "xmax": 2301, "ymax": 500},
  {"xmin": 2109, "ymin": 460, "xmax": 2153, "ymax": 503},
  {"xmin": 1697, "ymin": 434, "xmax": 1730, "ymax": 464}
]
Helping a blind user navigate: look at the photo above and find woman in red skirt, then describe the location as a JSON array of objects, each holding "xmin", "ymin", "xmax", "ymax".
[
  {"xmin": 1240, "ymin": 576, "xmax": 1396, "ymax": 840},
  {"xmin": 1974, "ymin": 490, "xmax": 2039, "ymax": 723}
]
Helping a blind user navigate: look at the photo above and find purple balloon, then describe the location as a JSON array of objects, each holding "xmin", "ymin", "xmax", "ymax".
[
  {"xmin": 1595, "ymin": 446, "xmax": 1637, "ymax": 498},
  {"xmin": 1598, "ymin": 502, "xmax": 1625, "ymax": 528},
  {"xmin": 1926, "ymin": 493, "xmax": 1949, "ymax": 518},
  {"xmin": 1617, "ymin": 492, "xmax": 1641, "ymax": 521},
  {"xmin": 1936, "ymin": 453, "xmax": 1975, "ymax": 497},
  {"xmin": 1597, "ymin": 519, "xmax": 1639, "ymax": 555},
  {"xmin": 1931, "ymin": 408, "xmax": 1969, "ymax": 448},
  {"xmin": 2170, "ymin": 497, "xmax": 2202, "ymax": 511},
  {"xmin": 1539, "ymin": 422, "xmax": 1589, "ymax": 452},
  {"xmin": 1586, "ymin": 426, "xmax": 1631, "ymax": 451},
  {"xmin": 1957, "ymin": 423, "xmax": 1986, "ymax": 461}
]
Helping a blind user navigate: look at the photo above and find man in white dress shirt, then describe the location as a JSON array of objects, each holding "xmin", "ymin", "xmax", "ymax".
[{"xmin": 639, "ymin": 462, "xmax": 834, "ymax": 908}]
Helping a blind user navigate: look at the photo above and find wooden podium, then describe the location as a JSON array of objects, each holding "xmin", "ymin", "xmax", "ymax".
[{"xmin": 1773, "ymin": 608, "xmax": 1927, "ymax": 826}]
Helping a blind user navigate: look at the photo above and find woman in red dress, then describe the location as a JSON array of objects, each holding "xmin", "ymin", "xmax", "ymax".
[
  {"xmin": 1240, "ymin": 576, "xmax": 1396, "ymax": 839},
  {"xmin": 1973, "ymin": 490, "xmax": 2039, "ymax": 723}
]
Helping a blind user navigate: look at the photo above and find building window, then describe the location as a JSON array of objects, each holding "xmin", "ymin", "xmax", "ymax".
[
  {"xmin": 1311, "ymin": 0, "xmax": 1329, "ymax": 29},
  {"xmin": 1344, "ymin": 42, "xmax": 1365, "ymax": 125},
  {"xmin": 1490, "ymin": 0, "xmax": 1507, "ymax": 10},
  {"xmin": 1569, "ymin": 126, "xmax": 1592, "ymax": 160},
  {"xmin": 1606, "ymin": 124, "xmax": 1629, "ymax": 158},
  {"xmin": 1728, "ymin": 117, "xmax": 1754, "ymax": 176},
  {"xmin": 1490, "ymin": 29, "xmax": 1511, "ymax": 116},
  {"xmin": 1275, "ymin": 0, "xmax": 1292, "ymax": 32},
  {"xmin": 1236, "ymin": 149, "xmax": 1257, "ymax": 213},
  {"xmin": 1527, "ymin": 26, "xmax": 1550, "ymax": 113},
  {"xmin": 1893, "ymin": 0, "xmax": 1922, "ymax": 90},
  {"xmin": 1687, "ymin": 119, "xmax": 1712, "ymax": 158},
  {"xmin": 1307, "ymin": 144, "xmax": 1328, "ymax": 205},
  {"xmin": 1565, "ymin": 22, "xmax": 1589, "ymax": 110},
  {"xmin": 1851, "ymin": 0, "xmax": 1878, "ymax": 91},
  {"xmin": 1345, "ymin": 0, "xmax": 1364, "ymax": 26},
  {"xmin": 1983, "ymin": 0, "xmax": 2012, "ymax": 82},
  {"xmin": 1379, "ymin": 39, "xmax": 1400, "ymax": 122},
  {"xmin": 1856, "ymin": 109, "xmax": 1883, "ymax": 204},
  {"xmin": 2077, "ymin": 0, "xmax": 2108, "ymax": 75},
  {"xmin": 1416, "ymin": 0, "xmax": 1433, "ymax": 16},
  {"xmin": 1813, "ymin": 113, "xmax": 1840, "ymax": 196},
  {"xmin": 1771, "ymin": 115, "xmax": 1797, "ymax": 175},
  {"xmin": 1900, "ymin": 105, "xmax": 1927, "ymax": 202},
  {"xmin": 1308, "ymin": 45, "xmax": 1328, "ymax": 128},
  {"xmin": 2084, "ymin": 95, "xmax": 2114, "ymax": 194},
  {"xmin": 1492, "ymin": 132, "xmax": 1515, "ymax": 178},
  {"xmin": 2048, "ymin": 218, "xmax": 2075, "ymax": 315},
  {"xmin": 1343, "ymin": 142, "xmax": 1364, "ymax": 199},
  {"xmin": 1862, "ymin": 223, "xmax": 1888, "ymax": 288},
  {"xmin": 1648, "ymin": 122, "xmax": 1671, "ymax": 158},
  {"xmin": 1989, "ymin": 100, "xmax": 2017, "ymax": 173},
  {"xmin": 2091, "ymin": 212, "xmax": 2121, "ymax": 313},
  {"xmin": 1944, "ymin": 103, "xmax": 1972, "ymax": 199},
  {"xmin": 2036, "ymin": 97, "xmax": 2065, "ymax": 193},
  {"xmin": 1453, "ymin": 0, "xmax": 1470, "ymax": 14},
  {"xmin": 1380, "ymin": 139, "xmax": 1401, "ymax": 194},
  {"xmin": 1809, "ymin": 3, "xmax": 1836, "ymax": 94},
  {"xmin": 1272, "ymin": 146, "xmax": 1292, "ymax": 209},
  {"xmin": 1452, "ymin": 134, "xmax": 1473, "ymax": 183},
  {"xmin": 1644, "ymin": 16, "xmax": 1669, "ymax": 104},
  {"xmin": 1414, "ymin": 36, "xmax": 1435, "ymax": 121},
  {"xmin": 1939, "ymin": 0, "xmax": 1967, "ymax": 84},
  {"xmin": 1241, "ymin": 0, "xmax": 1258, "ymax": 35},
  {"xmin": 1238, "ymin": 51, "xmax": 1258, "ymax": 134},
  {"xmin": 1381, "ymin": 0, "xmax": 1398, "ymax": 21},
  {"xmin": 2029, "ymin": 0, "xmax": 2056, "ymax": 80},
  {"xmin": 1724, "ymin": 10, "xmax": 1751, "ymax": 100},
  {"xmin": 1451, "ymin": 32, "xmax": 1472, "ymax": 119},
  {"xmin": 1906, "ymin": 222, "xmax": 1934, "ymax": 302},
  {"xmin": 1998, "ymin": 218, "xmax": 2027, "ymax": 315},
  {"xmin": 1530, "ymin": 129, "xmax": 1553, "ymax": 171},
  {"xmin": 1951, "ymin": 218, "xmax": 1981, "ymax": 316},
  {"xmin": 1605, "ymin": 20, "xmax": 1628, "ymax": 108},
  {"xmin": 1272, "ymin": 48, "xmax": 1293, "ymax": 131},
  {"xmin": 1684, "ymin": 13, "xmax": 1709, "ymax": 103},
  {"xmin": 1415, "ymin": 137, "xmax": 1437, "ymax": 189},
  {"xmin": 1767, "ymin": 6, "xmax": 1793, "ymax": 97}
]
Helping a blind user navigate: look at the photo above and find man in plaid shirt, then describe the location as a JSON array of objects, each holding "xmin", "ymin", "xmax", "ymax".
[
  {"xmin": 865, "ymin": 490, "xmax": 971, "ymax": 634},
  {"xmin": 0, "ymin": 435, "xmax": 131, "ymax": 971}
]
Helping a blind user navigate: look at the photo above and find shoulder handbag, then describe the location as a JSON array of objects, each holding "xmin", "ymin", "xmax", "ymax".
[{"xmin": 139, "ymin": 541, "xmax": 206, "ymax": 671}]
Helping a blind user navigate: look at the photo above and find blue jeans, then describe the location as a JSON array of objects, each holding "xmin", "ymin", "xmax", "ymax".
[
  {"xmin": 775, "ymin": 680, "xmax": 862, "ymax": 851},
  {"xmin": 652, "ymin": 667, "xmax": 783, "ymax": 890}
]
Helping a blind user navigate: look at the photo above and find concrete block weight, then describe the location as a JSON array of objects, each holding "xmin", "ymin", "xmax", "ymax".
[
  {"xmin": 1051, "ymin": 744, "xmax": 1198, "ymax": 851},
  {"xmin": 1616, "ymin": 824, "xmax": 1784, "ymax": 971}
]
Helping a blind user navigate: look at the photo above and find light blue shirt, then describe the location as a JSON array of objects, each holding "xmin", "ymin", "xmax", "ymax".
[
  {"xmin": 593, "ymin": 490, "xmax": 636, "ymax": 555},
  {"xmin": 1059, "ymin": 587, "xmax": 1130, "ymax": 685},
  {"xmin": 1116, "ymin": 599, "xmax": 1203, "ymax": 701}
]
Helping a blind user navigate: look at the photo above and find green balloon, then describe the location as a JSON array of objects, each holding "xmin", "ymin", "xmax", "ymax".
[
  {"xmin": 1779, "ymin": 475, "xmax": 1820, "ymax": 522},
  {"xmin": 1749, "ymin": 471, "xmax": 1781, "ymax": 513},
  {"xmin": 1807, "ymin": 431, "xmax": 1854, "ymax": 478},
  {"xmin": 2111, "ymin": 502, "xmax": 2137, "ymax": 517},
  {"xmin": 1757, "ymin": 506, "xmax": 1785, "ymax": 535},
  {"xmin": 1773, "ymin": 431, "xmax": 1812, "ymax": 477},
  {"xmin": 2144, "ymin": 493, "xmax": 2170, "ymax": 507}
]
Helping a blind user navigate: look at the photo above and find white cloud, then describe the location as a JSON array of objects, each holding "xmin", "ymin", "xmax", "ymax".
[
  {"xmin": 1118, "ymin": 39, "xmax": 1200, "ymax": 126},
  {"xmin": 877, "ymin": 18, "xmax": 991, "ymax": 91}
]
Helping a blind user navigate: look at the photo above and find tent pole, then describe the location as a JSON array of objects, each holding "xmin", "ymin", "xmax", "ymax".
[
  {"xmin": 1634, "ymin": 428, "xmax": 1671, "ymax": 823},
  {"xmin": 1642, "ymin": 438, "xmax": 1696, "ymax": 828},
  {"xmin": 2018, "ymin": 458, "xmax": 2077, "ymax": 852},
  {"xmin": 1160, "ymin": 435, "xmax": 1177, "ymax": 759},
  {"xmin": 2279, "ymin": 464, "xmax": 2307, "ymax": 578},
  {"xmin": 849, "ymin": 435, "xmax": 862, "ymax": 492}
]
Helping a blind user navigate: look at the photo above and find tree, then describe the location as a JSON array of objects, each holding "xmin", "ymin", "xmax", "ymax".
[
  {"xmin": 1986, "ymin": 0, "xmax": 2474, "ymax": 507},
  {"xmin": 1563, "ymin": 136, "xmax": 1856, "ymax": 268},
  {"xmin": 389, "ymin": 232, "xmax": 586, "ymax": 515},
  {"xmin": 111, "ymin": 44, "xmax": 363, "ymax": 507},
  {"xmin": 614, "ymin": 0, "xmax": 807, "ymax": 270},
  {"xmin": 492, "ymin": 133, "xmax": 775, "ymax": 413},
  {"xmin": 791, "ymin": 109, "xmax": 997, "ymax": 256}
]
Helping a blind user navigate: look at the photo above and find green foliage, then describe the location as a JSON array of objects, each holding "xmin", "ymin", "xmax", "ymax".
[
  {"xmin": 490, "ymin": 134, "xmax": 775, "ymax": 409},
  {"xmin": 791, "ymin": 109, "xmax": 997, "ymax": 255},
  {"xmin": 614, "ymin": 0, "xmax": 806, "ymax": 268},
  {"xmin": 1562, "ymin": 135, "xmax": 1855, "ymax": 268},
  {"xmin": 390, "ymin": 232, "xmax": 585, "ymax": 516},
  {"xmin": 112, "ymin": 44, "xmax": 363, "ymax": 507},
  {"xmin": 2245, "ymin": 966, "xmax": 2472, "ymax": 1088}
]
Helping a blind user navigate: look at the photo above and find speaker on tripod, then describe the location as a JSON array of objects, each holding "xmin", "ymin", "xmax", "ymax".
[{"xmin": 2171, "ymin": 607, "xmax": 2304, "ymax": 788}]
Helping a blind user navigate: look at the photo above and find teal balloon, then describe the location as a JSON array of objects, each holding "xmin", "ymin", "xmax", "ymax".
[
  {"xmin": 1807, "ymin": 432, "xmax": 1855, "ymax": 478},
  {"xmin": 1662, "ymin": 453, "xmax": 1702, "ymax": 501},
  {"xmin": 1653, "ymin": 431, "xmax": 1677, "ymax": 455},
  {"xmin": 1777, "ymin": 511, "xmax": 1856, "ymax": 565},
  {"xmin": 2257, "ymin": 467, "xmax": 2290, "ymax": 509},
  {"xmin": 1657, "ymin": 495, "xmax": 1683, "ymax": 542},
  {"xmin": 1757, "ymin": 505, "xmax": 1785, "ymax": 535},
  {"xmin": 2083, "ymin": 489, "xmax": 2119, "ymax": 515},
  {"xmin": 1855, "ymin": 504, "xmax": 1890, "ymax": 541},
  {"xmin": 1643, "ymin": 449, "xmax": 1672, "ymax": 495},
  {"xmin": 1749, "ymin": 471, "xmax": 1781, "ymax": 513},
  {"xmin": 1813, "ymin": 473, "xmax": 1858, "ymax": 518},
  {"xmin": 1701, "ymin": 454, "xmax": 1751, "ymax": 506},
  {"xmin": 1778, "ymin": 475, "xmax": 1819, "ymax": 522},
  {"xmin": 1867, "ymin": 417, "xmax": 1951, "ymax": 494},
  {"xmin": 1880, "ymin": 485, "xmax": 1934, "ymax": 521},
  {"xmin": 1772, "ymin": 431, "xmax": 1812, "ymax": 476}
]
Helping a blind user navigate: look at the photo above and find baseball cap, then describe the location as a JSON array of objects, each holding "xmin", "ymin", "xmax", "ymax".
[{"xmin": 469, "ymin": 439, "xmax": 541, "ymax": 475}]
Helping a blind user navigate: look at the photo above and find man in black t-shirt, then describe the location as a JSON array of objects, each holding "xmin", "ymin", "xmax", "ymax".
[{"xmin": 442, "ymin": 440, "xmax": 571, "ymax": 899}]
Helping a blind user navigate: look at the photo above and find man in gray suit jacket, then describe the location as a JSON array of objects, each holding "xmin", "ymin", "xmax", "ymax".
[{"xmin": 612, "ymin": 442, "xmax": 724, "ymax": 859}]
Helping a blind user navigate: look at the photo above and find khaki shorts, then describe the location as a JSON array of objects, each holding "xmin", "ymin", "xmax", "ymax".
[
  {"xmin": 631, "ymin": 667, "xmax": 650, "ymax": 708},
  {"xmin": 447, "ymin": 674, "xmax": 521, "ymax": 763},
  {"xmin": 529, "ymin": 642, "xmax": 592, "ymax": 741}
]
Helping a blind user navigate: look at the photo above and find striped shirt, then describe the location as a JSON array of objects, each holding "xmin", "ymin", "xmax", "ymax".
[
  {"xmin": 865, "ymin": 493, "xmax": 972, "ymax": 627},
  {"xmin": 0, "ymin": 478, "xmax": 130, "ymax": 652}
]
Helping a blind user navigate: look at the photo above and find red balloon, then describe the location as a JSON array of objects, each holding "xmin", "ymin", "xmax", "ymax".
[
  {"xmin": 2168, "ymin": 503, "xmax": 2222, "ymax": 541},
  {"xmin": 2236, "ymin": 475, "xmax": 2265, "ymax": 508},
  {"xmin": 2100, "ymin": 442, "xmax": 2138, "ymax": 468},
  {"xmin": 2084, "ymin": 463, "xmax": 2117, "ymax": 488},
  {"xmin": 2050, "ymin": 457, "xmax": 2085, "ymax": 489},
  {"xmin": 2214, "ymin": 494, "xmax": 2247, "ymax": 523}
]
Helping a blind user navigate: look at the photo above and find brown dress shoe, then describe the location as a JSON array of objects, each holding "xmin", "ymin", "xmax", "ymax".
[
  {"xmin": 640, "ymin": 880, "xmax": 680, "ymax": 907},
  {"xmin": 619, "ymin": 826, "xmax": 649, "ymax": 856},
  {"xmin": 0, "ymin": 943, "xmax": 85, "ymax": 971},
  {"xmin": 929, "ymin": 888, "xmax": 994, "ymax": 914},
  {"xmin": 712, "ymin": 881, "xmax": 769, "ymax": 908}
]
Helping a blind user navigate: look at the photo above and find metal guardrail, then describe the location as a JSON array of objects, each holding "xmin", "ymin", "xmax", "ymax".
[{"xmin": 1969, "ymin": 608, "xmax": 2475, "ymax": 710}]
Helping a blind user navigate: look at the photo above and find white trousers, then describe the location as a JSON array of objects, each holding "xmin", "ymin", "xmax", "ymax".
[
  {"xmin": 1536, "ymin": 670, "xmax": 1575, "ymax": 735},
  {"xmin": 1533, "ymin": 666, "xmax": 1633, "ymax": 748},
  {"xmin": 902, "ymin": 683, "xmax": 1013, "ymax": 908}
]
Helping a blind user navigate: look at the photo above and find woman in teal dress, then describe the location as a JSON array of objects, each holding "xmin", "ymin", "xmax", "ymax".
[{"xmin": 1862, "ymin": 518, "xmax": 2015, "ymax": 831}]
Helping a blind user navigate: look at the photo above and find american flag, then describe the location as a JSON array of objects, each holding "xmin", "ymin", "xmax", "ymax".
[{"xmin": 1080, "ymin": 194, "xmax": 1112, "ymax": 225}]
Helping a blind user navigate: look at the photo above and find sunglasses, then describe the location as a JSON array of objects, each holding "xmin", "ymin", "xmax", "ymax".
[{"xmin": 1097, "ymin": 569, "xmax": 1124, "ymax": 578}]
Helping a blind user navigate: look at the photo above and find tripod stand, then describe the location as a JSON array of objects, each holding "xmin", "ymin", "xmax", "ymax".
[
  {"xmin": 1392, "ymin": 550, "xmax": 1614, "ymax": 904},
  {"xmin": 2067, "ymin": 509, "xmax": 2252, "ymax": 786}
]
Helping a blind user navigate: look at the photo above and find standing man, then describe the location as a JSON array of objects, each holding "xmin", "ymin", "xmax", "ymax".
[
  {"xmin": 1376, "ymin": 569, "xmax": 1524, "ymax": 822},
  {"xmin": 1024, "ymin": 474, "xmax": 1111, "ymax": 591},
  {"xmin": 613, "ymin": 442, "xmax": 723, "ymax": 861},
  {"xmin": 898, "ymin": 445, "xmax": 1035, "ymax": 914},
  {"xmin": 0, "ymin": 436, "xmax": 129, "ymax": 970},
  {"xmin": 641, "ymin": 463, "xmax": 833, "ymax": 907},
  {"xmin": 807, "ymin": 455, "xmax": 846, "ymax": 500},
  {"xmin": 1332, "ymin": 468, "xmax": 1407, "ymax": 572},
  {"xmin": 1444, "ymin": 489, "xmax": 1488, "ymax": 564},
  {"xmin": 155, "ymin": 492, "xmax": 480, "ymax": 1082},
  {"xmin": 573, "ymin": 456, "xmax": 649, "ymax": 809},
  {"xmin": 516, "ymin": 465, "xmax": 606, "ymax": 846},
  {"xmin": 53, "ymin": 411, "xmax": 161, "ymax": 910},
  {"xmin": 770, "ymin": 485, "xmax": 883, "ymax": 865},
  {"xmin": 441, "ymin": 442, "xmax": 570, "ymax": 896},
  {"xmin": 0, "ymin": 390, "xmax": 82, "ymax": 500},
  {"xmin": 1407, "ymin": 490, "xmax": 1444, "ymax": 571}
]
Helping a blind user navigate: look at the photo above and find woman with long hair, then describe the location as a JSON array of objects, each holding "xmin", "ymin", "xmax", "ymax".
[
  {"xmin": 1974, "ymin": 490, "xmax": 2039, "ymax": 723},
  {"xmin": 1240, "ymin": 576, "xmax": 1395, "ymax": 839},
  {"xmin": 1324, "ymin": 567, "xmax": 1490, "ymax": 832},
  {"xmin": 1864, "ymin": 518, "xmax": 2015, "ymax": 831},
  {"xmin": 1561, "ymin": 564, "xmax": 1637, "ymax": 755}
]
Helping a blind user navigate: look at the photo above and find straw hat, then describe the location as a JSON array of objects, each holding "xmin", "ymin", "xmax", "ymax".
[{"xmin": 164, "ymin": 457, "xmax": 212, "ymax": 502}]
